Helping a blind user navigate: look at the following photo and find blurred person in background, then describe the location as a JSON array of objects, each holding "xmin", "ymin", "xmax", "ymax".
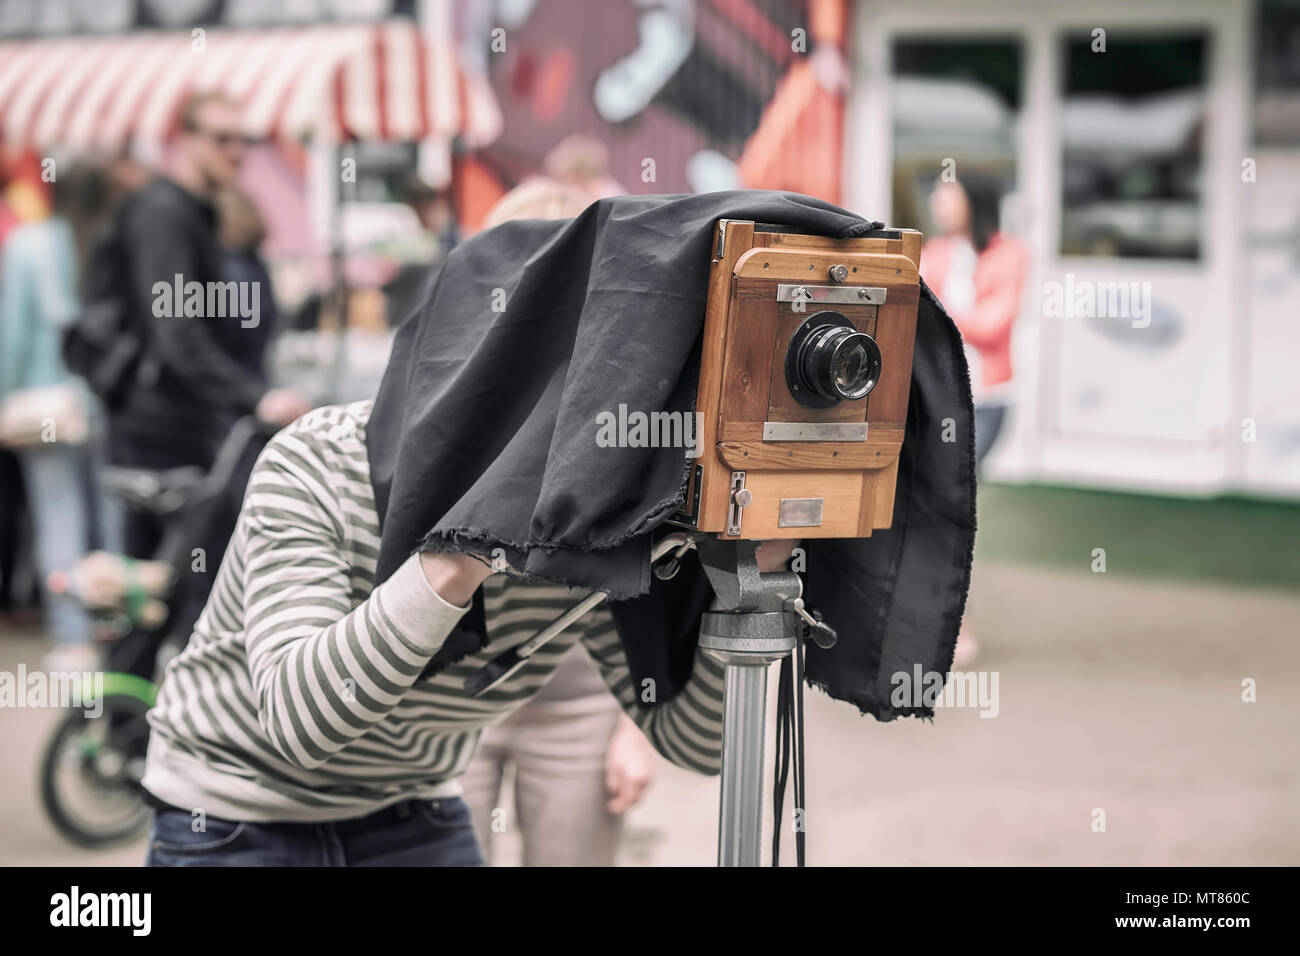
[
  {"xmin": 543, "ymin": 135, "xmax": 627, "ymax": 201},
  {"xmin": 0, "ymin": 450, "xmax": 24, "ymax": 620},
  {"xmin": 406, "ymin": 177, "xmax": 460, "ymax": 258},
  {"xmin": 0, "ymin": 157, "xmax": 28, "ymax": 623},
  {"xmin": 0, "ymin": 163, "xmax": 113, "ymax": 671},
  {"xmin": 215, "ymin": 187, "xmax": 278, "ymax": 384},
  {"xmin": 106, "ymin": 91, "xmax": 309, "ymax": 564},
  {"xmin": 381, "ymin": 175, "xmax": 461, "ymax": 328},
  {"xmin": 921, "ymin": 173, "xmax": 1028, "ymax": 666},
  {"xmin": 457, "ymin": 176, "xmax": 659, "ymax": 867},
  {"xmin": 104, "ymin": 151, "xmax": 152, "ymax": 199},
  {"xmin": 202, "ymin": 185, "xmax": 285, "ymax": 573},
  {"xmin": 46, "ymin": 184, "xmax": 290, "ymax": 678}
]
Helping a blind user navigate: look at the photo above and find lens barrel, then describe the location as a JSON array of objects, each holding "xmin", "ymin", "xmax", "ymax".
[{"xmin": 786, "ymin": 311, "xmax": 883, "ymax": 408}]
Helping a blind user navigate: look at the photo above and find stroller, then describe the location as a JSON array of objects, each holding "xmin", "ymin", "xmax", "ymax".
[{"xmin": 38, "ymin": 416, "xmax": 272, "ymax": 847}]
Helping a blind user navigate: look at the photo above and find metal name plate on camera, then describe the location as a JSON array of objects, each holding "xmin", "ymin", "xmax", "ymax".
[
  {"xmin": 762, "ymin": 422, "xmax": 868, "ymax": 442},
  {"xmin": 778, "ymin": 498, "xmax": 825, "ymax": 528},
  {"xmin": 775, "ymin": 284, "xmax": 887, "ymax": 305}
]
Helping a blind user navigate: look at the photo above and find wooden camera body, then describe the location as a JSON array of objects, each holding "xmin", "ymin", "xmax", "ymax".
[{"xmin": 669, "ymin": 220, "xmax": 923, "ymax": 540}]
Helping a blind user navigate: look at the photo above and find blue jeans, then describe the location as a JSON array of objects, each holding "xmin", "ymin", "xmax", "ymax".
[
  {"xmin": 973, "ymin": 403, "xmax": 1007, "ymax": 470},
  {"xmin": 17, "ymin": 442, "xmax": 95, "ymax": 645},
  {"xmin": 145, "ymin": 798, "xmax": 485, "ymax": 867}
]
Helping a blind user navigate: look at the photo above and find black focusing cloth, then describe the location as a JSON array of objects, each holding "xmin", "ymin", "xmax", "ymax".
[{"xmin": 366, "ymin": 190, "xmax": 975, "ymax": 719}]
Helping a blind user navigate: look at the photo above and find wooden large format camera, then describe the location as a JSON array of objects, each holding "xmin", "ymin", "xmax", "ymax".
[{"xmin": 670, "ymin": 220, "xmax": 923, "ymax": 540}]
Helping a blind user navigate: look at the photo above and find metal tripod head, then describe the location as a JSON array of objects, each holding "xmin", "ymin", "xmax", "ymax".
[
  {"xmin": 697, "ymin": 538, "xmax": 797, "ymax": 612},
  {"xmin": 696, "ymin": 538, "xmax": 837, "ymax": 650}
]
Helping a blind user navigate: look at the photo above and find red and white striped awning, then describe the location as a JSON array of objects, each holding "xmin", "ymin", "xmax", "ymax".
[{"xmin": 0, "ymin": 19, "xmax": 470, "ymax": 152}]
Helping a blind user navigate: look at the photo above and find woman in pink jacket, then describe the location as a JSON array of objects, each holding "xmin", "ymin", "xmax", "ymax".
[{"xmin": 921, "ymin": 175, "xmax": 1028, "ymax": 664}]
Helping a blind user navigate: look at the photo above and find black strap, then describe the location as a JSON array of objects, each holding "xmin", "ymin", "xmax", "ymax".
[
  {"xmin": 772, "ymin": 656, "xmax": 790, "ymax": 865},
  {"xmin": 771, "ymin": 635, "xmax": 807, "ymax": 867},
  {"xmin": 794, "ymin": 632, "xmax": 807, "ymax": 866}
]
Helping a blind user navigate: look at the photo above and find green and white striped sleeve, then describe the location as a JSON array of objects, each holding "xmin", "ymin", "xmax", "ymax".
[
  {"xmin": 239, "ymin": 428, "xmax": 468, "ymax": 771},
  {"xmin": 580, "ymin": 610, "xmax": 726, "ymax": 775}
]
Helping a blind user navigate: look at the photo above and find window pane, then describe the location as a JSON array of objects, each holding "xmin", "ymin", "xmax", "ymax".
[
  {"xmin": 891, "ymin": 38, "xmax": 1021, "ymax": 233},
  {"xmin": 1256, "ymin": 0, "xmax": 1300, "ymax": 145},
  {"xmin": 1060, "ymin": 34, "xmax": 1206, "ymax": 260}
]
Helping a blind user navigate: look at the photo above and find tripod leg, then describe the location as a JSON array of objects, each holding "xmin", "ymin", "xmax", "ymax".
[
  {"xmin": 697, "ymin": 539, "xmax": 800, "ymax": 866},
  {"xmin": 717, "ymin": 659, "xmax": 770, "ymax": 867}
]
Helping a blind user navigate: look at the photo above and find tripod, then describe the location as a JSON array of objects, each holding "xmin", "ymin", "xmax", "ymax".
[
  {"xmin": 467, "ymin": 532, "xmax": 834, "ymax": 866},
  {"xmin": 693, "ymin": 537, "xmax": 834, "ymax": 866}
]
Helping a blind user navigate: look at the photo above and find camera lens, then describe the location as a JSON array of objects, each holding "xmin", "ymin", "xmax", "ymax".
[
  {"xmin": 826, "ymin": 329, "xmax": 881, "ymax": 400},
  {"xmin": 787, "ymin": 312, "xmax": 883, "ymax": 407}
]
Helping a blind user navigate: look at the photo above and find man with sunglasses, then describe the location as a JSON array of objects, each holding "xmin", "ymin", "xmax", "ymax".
[{"xmin": 106, "ymin": 92, "xmax": 309, "ymax": 617}]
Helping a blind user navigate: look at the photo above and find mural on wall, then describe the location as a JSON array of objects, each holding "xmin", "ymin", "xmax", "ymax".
[{"xmin": 454, "ymin": 0, "xmax": 849, "ymax": 225}]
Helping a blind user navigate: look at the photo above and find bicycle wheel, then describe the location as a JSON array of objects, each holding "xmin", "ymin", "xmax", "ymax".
[{"xmin": 39, "ymin": 692, "xmax": 153, "ymax": 848}]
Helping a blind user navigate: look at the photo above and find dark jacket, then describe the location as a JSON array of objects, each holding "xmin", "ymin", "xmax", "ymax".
[
  {"xmin": 109, "ymin": 178, "xmax": 266, "ymax": 468},
  {"xmin": 366, "ymin": 191, "xmax": 976, "ymax": 720},
  {"xmin": 220, "ymin": 248, "xmax": 277, "ymax": 383}
]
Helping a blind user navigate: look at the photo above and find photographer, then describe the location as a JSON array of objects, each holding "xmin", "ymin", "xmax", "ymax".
[{"xmin": 139, "ymin": 392, "xmax": 796, "ymax": 866}]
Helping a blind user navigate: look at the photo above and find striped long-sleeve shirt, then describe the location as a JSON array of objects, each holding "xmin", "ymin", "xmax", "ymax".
[{"xmin": 142, "ymin": 401, "xmax": 726, "ymax": 822}]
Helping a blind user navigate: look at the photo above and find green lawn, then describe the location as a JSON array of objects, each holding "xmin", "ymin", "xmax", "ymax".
[{"xmin": 975, "ymin": 482, "xmax": 1300, "ymax": 592}]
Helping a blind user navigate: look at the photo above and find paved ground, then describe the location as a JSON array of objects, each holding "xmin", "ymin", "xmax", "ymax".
[
  {"xmin": 621, "ymin": 561, "xmax": 1300, "ymax": 866},
  {"xmin": 2, "ymin": 556, "xmax": 1295, "ymax": 867}
]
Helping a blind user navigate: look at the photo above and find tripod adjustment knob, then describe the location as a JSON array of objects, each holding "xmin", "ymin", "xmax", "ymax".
[
  {"xmin": 653, "ymin": 556, "xmax": 680, "ymax": 580},
  {"xmin": 785, "ymin": 598, "xmax": 837, "ymax": 649}
]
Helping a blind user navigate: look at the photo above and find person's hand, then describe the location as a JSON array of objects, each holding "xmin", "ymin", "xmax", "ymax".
[
  {"xmin": 605, "ymin": 713, "xmax": 656, "ymax": 814},
  {"xmin": 48, "ymin": 552, "xmax": 174, "ymax": 627},
  {"xmin": 755, "ymin": 538, "xmax": 801, "ymax": 573},
  {"xmin": 256, "ymin": 388, "xmax": 312, "ymax": 427},
  {"xmin": 419, "ymin": 551, "xmax": 495, "ymax": 607}
]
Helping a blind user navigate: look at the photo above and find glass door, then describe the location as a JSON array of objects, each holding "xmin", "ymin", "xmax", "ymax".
[{"xmin": 848, "ymin": 0, "xmax": 1246, "ymax": 493}]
